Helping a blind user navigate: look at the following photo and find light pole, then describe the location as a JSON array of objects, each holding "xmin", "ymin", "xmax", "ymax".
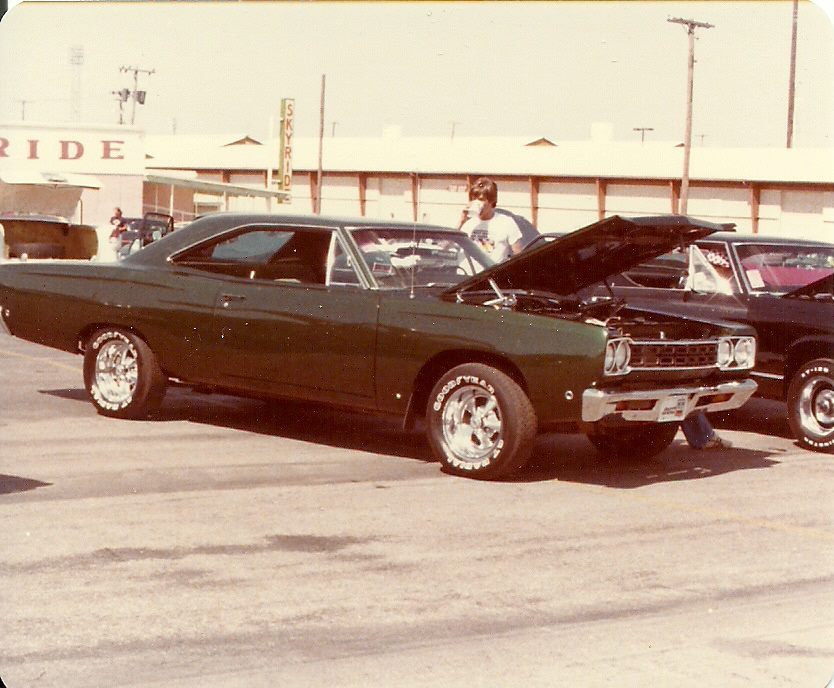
[
  {"xmin": 633, "ymin": 127, "xmax": 654, "ymax": 144},
  {"xmin": 668, "ymin": 16, "xmax": 713, "ymax": 214},
  {"xmin": 450, "ymin": 121, "xmax": 460, "ymax": 143},
  {"xmin": 786, "ymin": 0, "xmax": 798, "ymax": 147},
  {"xmin": 316, "ymin": 74, "xmax": 326, "ymax": 214}
]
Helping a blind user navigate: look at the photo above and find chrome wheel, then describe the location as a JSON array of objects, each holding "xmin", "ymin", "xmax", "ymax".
[
  {"xmin": 440, "ymin": 384, "xmax": 503, "ymax": 466},
  {"xmin": 93, "ymin": 339, "xmax": 139, "ymax": 406},
  {"xmin": 797, "ymin": 375, "xmax": 834, "ymax": 439}
]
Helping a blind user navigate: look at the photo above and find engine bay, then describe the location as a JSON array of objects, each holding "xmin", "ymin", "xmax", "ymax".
[{"xmin": 454, "ymin": 288, "xmax": 717, "ymax": 340}]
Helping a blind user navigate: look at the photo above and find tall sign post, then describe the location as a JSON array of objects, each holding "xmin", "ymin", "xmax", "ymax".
[{"xmin": 277, "ymin": 98, "xmax": 295, "ymax": 197}]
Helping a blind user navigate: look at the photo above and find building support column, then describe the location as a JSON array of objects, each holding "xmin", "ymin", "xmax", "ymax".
[
  {"xmin": 411, "ymin": 173, "xmax": 419, "ymax": 222},
  {"xmin": 529, "ymin": 176, "xmax": 540, "ymax": 227},
  {"xmin": 358, "ymin": 173, "xmax": 367, "ymax": 217},
  {"xmin": 308, "ymin": 174, "xmax": 317, "ymax": 213},
  {"xmin": 669, "ymin": 180, "xmax": 680, "ymax": 214},
  {"xmin": 596, "ymin": 178, "xmax": 607, "ymax": 220},
  {"xmin": 749, "ymin": 183, "xmax": 761, "ymax": 234}
]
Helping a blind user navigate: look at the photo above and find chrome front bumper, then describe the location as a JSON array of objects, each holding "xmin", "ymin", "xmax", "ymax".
[{"xmin": 582, "ymin": 379, "xmax": 758, "ymax": 423}]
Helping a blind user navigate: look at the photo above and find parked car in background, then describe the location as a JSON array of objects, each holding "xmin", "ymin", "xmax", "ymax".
[
  {"xmin": 0, "ymin": 212, "xmax": 99, "ymax": 260},
  {"xmin": 0, "ymin": 213, "xmax": 758, "ymax": 478},
  {"xmin": 113, "ymin": 212, "xmax": 175, "ymax": 259},
  {"xmin": 582, "ymin": 230, "xmax": 833, "ymax": 453}
]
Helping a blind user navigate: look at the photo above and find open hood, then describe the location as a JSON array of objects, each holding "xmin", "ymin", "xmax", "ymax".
[
  {"xmin": 446, "ymin": 215, "xmax": 734, "ymax": 297},
  {"xmin": 783, "ymin": 272, "xmax": 834, "ymax": 299}
]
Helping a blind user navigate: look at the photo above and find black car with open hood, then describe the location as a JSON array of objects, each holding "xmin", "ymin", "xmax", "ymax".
[{"xmin": 595, "ymin": 226, "xmax": 834, "ymax": 453}]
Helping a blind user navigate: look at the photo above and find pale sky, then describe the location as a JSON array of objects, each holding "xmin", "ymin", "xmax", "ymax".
[{"xmin": 1, "ymin": 1, "xmax": 833, "ymax": 147}]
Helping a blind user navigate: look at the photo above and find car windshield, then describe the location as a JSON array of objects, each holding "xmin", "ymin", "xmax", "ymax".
[
  {"xmin": 735, "ymin": 243, "xmax": 834, "ymax": 294},
  {"xmin": 349, "ymin": 228, "xmax": 493, "ymax": 289}
]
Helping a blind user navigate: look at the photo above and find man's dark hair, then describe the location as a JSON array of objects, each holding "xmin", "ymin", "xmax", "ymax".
[{"xmin": 469, "ymin": 177, "xmax": 498, "ymax": 206}]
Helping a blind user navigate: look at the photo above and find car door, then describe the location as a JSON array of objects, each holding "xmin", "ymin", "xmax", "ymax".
[{"xmin": 176, "ymin": 223, "xmax": 378, "ymax": 404}]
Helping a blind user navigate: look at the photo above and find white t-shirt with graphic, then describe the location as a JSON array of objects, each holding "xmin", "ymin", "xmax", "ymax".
[{"xmin": 461, "ymin": 212, "xmax": 523, "ymax": 262}]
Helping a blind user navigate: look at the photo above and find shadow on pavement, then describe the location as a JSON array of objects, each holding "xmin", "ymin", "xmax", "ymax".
[
  {"xmin": 41, "ymin": 388, "xmax": 88, "ymax": 402},
  {"xmin": 512, "ymin": 434, "xmax": 779, "ymax": 488},
  {"xmin": 0, "ymin": 474, "xmax": 52, "ymax": 495},
  {"xmin": 38, "ymin": 386, "xmax": 782, "ymax": 485},
  {"xmin": 710, "ymin": 397, "xmax": 793, "ymax": 439},
  {"xmin": 163, "ymin": 387, "xmax": 437, "ymax": 463}
]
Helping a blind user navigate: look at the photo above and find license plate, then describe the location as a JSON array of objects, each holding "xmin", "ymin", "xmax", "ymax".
[{"xmin": 658, "ymin": 394, "xmax": 688, "ymax": 422}]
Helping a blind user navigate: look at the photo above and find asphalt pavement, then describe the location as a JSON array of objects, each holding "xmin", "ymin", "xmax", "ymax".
[{"xmin": 1, "ymin": 332, "xmax": 833, "ymax": 688}]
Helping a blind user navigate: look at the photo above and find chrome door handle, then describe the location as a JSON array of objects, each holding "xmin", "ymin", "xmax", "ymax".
[{"xmin": 220, "ymin": 293, "xmax": 246, "ymax": 307}]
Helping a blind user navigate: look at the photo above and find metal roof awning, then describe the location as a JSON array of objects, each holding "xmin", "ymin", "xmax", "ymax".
[
  {"xmin": 145, "ymin": 172, "xmax": 291, "ymax": 201},
  {"xmin": 0, "ymin": 169, "xmax": 102, "ymax": 189}
]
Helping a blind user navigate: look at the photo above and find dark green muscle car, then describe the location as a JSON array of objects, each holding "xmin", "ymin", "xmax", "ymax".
[{"xmin": 0, "ymin": 213, "xmax": 757, "ymax": 479}]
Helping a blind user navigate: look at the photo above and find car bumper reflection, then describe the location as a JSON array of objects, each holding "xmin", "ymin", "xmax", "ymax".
[
  {"xmin": 582, "ymin": 379, "xmax": 758, "ymax": 423},
  {"xmin": 0, "ymin": 305, "xmax": 11, "ymax": 336}
]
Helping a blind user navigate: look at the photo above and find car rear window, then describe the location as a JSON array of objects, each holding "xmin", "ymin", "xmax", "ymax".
[{"xmin": 735, "ymin": 243, "xmax": 834, "ymax": 293}]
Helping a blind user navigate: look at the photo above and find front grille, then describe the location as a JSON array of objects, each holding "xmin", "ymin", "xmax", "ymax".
[{"xmin": 630, "ymin": 341, "xmax": 717, "ymax": 370}]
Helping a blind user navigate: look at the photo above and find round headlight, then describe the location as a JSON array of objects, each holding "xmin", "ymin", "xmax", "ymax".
[
  {"xmin": 734, "ymin": 338, "xmax": 755, "ymax": 367},
  {"xmin": 614, "ymin": 339, "xmax": 630, "ymax": 372},
  {"xmin": 717, "ymin": 338, "xmax": 733, "ymax": 367},
  {"xmin": 604, "ymin": 341, "xmax": 616, "ymax": 373}
]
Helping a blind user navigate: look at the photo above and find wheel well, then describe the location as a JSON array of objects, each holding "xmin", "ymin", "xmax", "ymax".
[
  {"xmin": 77, "ymin": 323, "xmax": 149, "ymax": 354},
  {"xmin": 404, "ymin": 350, "xmax": 528, "ymax": 429},
  {"xmin": 784, "ymin": 340, "xmax": 834, "ymax": 397}
]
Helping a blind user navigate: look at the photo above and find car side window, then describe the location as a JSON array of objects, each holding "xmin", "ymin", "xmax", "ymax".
[
  {"xmin": 173, "ymin": 226, "xmax": 331, "ymax": 285},
  {"xmin": 327, "ymin": 238, "xmax": 362, "ymax": 286},
  {"xmin": 686, "ymin": 242, "xmax": 738, "ymax": 294}
]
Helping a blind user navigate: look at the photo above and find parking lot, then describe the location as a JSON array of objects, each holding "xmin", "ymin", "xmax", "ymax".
[{"xmin": 1, "ymin": 331, "xmax": 833, "ymax": 687}]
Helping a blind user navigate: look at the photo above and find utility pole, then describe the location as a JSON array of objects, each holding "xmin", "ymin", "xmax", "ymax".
[
  {"xmin": 316, "ymin": 74, "xmax": 326, "ymax": 214},
  {"xmin": 69, "ymin": 46, "xmax": 84, "ymax": 122},
  {"xmin": 112, "ymin": 88, "xmax": 129, "ymax": 125},
  {"xmin": 786, "ymin": 0, "xmax": 798, "ymax": 148},
  {"xmin": 15, "ymin": 99, "xmax": 28, "ymax": 120},
  {"xmin": 668, "ymin": 16, "xmax": 713, "ymax": 214},
  {"xmin": 119, "ymin": 65, "xmax": 155, "ymax": 125},
  {"xmin": 450, "ymin": 121, "xmax": 460, "ymax": 142},
  {"xmin": 633, "ymin": 126, "xmax": 654, "ymax": 144}
]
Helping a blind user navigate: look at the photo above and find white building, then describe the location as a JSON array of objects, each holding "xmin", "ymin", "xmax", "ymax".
[
  {"xmin": 0, "ymin": 121, "xmax": 145, "ymax": 225},
  {"xmin": 2, "ymin": 122, "xmax": 830, "ymax": 243},
  {"xmin": 144, "ymin": 130, "xmax": 834, "ymax": 242}
]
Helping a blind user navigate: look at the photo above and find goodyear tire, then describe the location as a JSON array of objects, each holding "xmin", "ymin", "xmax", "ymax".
[
  {"xmin": 83, "ymin": 328, "xmax": 166, "ymax": 419},
  {"xmin": 426, "ymin": 363, "xmax": 537, "ymax": 479},
  {"xmin": 587, "ymin": 422, "xmax": 679, "ymax": 460},
  {"xmin": 787, "ymin": 358, "xmax": 834, "ymax": 453}
]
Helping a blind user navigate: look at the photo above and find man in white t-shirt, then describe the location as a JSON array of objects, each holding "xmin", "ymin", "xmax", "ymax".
[{"xmin": 457, "ymin": 177, "xmax": 524, "ymax": 262}]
